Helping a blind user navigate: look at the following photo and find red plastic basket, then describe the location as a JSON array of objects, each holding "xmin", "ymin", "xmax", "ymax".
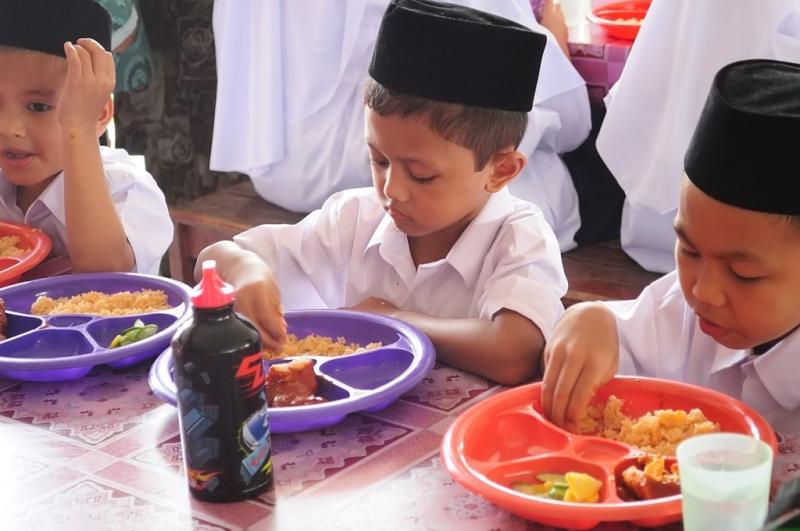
[
  {"xmin": 588, "ymin": 0, "xmax": 650, "ymax": 41},
  {"xmin": 0, "ymin": 221, "xmax": 52, "ymax": 286}
]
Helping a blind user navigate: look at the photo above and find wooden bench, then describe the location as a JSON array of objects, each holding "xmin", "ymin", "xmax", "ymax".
[
  {"xmin": 167, "ymin": 181, "xmax": 305, "ymax": 283},
  {"xmin": 561, "ymin": 240, "xmax": 661, "ymax": 306}
]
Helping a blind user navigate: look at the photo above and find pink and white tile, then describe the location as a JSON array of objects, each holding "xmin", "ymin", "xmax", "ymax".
[
  {"xmin": 8, "ymin": 479, "xmax": 227, "ymax": 531},
  {"xmin": 401, "ymin": 365, "xmax": 495, "ymax": 411},
  {"xmin": 326, "ymin": 456, "xmax": 536, "ymax": 531},
  {"xmin": 0, "ymin": 366, "xmax": 162, "ymax": 446},
  {"xmin": 129, "ymin": 413, "xmax": 411, "ymax": 500},
  {"xmin": 362, "ymin": 399, "xmax": 448, "ymax": 430},
  {"xmin": 269, "ymin": 414, "xmax": 410, "ymax": 496},
  {"xmin": 93, "ymin": 460, "xmax": 271, "ymax": 528}
]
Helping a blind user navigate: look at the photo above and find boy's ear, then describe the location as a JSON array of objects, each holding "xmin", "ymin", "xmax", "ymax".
[
  {"xmin": 486, "ymin": 149, "xmax": 527, "ymax": 193},
  {"xmin": 95, "ymin": 96, "xmax": 114, "ymax": 138}
]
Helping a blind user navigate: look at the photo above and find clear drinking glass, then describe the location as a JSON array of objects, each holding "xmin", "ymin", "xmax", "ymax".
[{"xmin": 677, "ymin": 433, "xmax": 773, "ymax": 531}]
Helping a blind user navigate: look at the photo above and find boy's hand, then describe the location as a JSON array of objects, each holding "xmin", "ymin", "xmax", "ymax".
[
  {"xmin": 346, "ymin": 297, "xmax": 398, "ymax": 316},
  {"xmin": 228, "ymin": 263, "xmax": 288, "ymax": 353},
  {"xmin": 58, "ymin": 39, "xmax": 115, "ymax": 129},
  {"xmin": 541, "ymin": 302, "xmax": 619, "ymax": 428},
  {"xmin": 541, "ymin": 0, "xmax": 570, "ymax": 58}
]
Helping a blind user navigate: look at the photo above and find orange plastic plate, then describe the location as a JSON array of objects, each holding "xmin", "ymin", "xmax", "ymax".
[
  {"xmin": 0, "ymin": 221, "xmax": 52, "ymax": 287},
  {"xmin": 587, "ymin": 0, "xmax": 650, "ymax": 41},
  {"xmin": 441, "ymin": 376, "xmax": 777, "ymax": 529}
]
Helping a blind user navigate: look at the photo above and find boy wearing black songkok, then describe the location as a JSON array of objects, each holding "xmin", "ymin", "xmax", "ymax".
[
  {"xmin": 543, "ymin": 59, "xmax": 800, "ymax": 436},
  {"xmin": 200, "ymin": 0, "xmax": 568, "ymax": 385}
]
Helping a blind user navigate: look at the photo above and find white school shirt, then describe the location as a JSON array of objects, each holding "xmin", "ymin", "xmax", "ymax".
[
  {"xmin": 233, "ymin": 187, "xmax": 568, "ymax": 341},
  {"xmin": 211, "ymin": 0, "xmax": 590, "ymax": 251},
  {"xmin": 597, "ymin": 0, "xmax": 800, "ymax": 273},
  {"xmin": 604, "ymin": 271, "xmax": 800, "ymax": 436},
  {"xmin": 0, "ymin": 147, "xmax": 173, "ymax": 275}
]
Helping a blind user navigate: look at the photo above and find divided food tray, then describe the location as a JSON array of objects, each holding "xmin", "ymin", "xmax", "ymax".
[
  {"xmin": 441, "ymin": 377, "xmax": 778, "ymax": 529},
  {"xmin": 149, "ymin": 309, "xmax": 436, "ymax": 433},
  {"xmin": 0, "ymin": 221, "xmax": 52, "ymax": 287},
  {"xmin": 0, "ymin": 273, "xmax": 192, "ymax": 381}
]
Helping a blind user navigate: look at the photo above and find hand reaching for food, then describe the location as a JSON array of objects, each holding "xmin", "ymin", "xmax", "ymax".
[{"xmin": 541, "ymin": 302, "xmax": 620, "ymax": 428}]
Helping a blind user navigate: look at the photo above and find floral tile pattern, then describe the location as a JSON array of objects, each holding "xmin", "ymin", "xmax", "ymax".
[{"xmin": 0, "ymin": 366, "xmax": 162, "ymax": 445}]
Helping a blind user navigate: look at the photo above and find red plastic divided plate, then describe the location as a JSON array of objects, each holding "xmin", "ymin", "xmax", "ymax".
[
  {"xmin": 441, "ymin": 376, "xmax": 777, "ymax": 529},
  {"xmin": 0, "ymin": 221, "xmax": 52, "ymax": 287},
  {"xmin": 587, "ymin": 0, "xmax": 651, "ymax": 41}
]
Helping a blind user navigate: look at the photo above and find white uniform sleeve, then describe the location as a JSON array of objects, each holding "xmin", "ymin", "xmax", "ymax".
[
  {"xmin": 477, "ymin": 212, "xmax": 567, "ymax": 341},
  {"xmin": 601, "ymin": 271, "xmax": 688, "ymax": 377},
  {"xmin": 233, "ymin": 190, "xmax": 364, "ymax": 308},
  {"xmin": 102, "ymin": 150, "xmax": 173, "ymax": 276}
]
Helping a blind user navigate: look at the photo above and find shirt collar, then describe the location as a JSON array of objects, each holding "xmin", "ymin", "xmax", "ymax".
[
  {"xmin": 364, "ymin": 211, "xmax": 416, "ymax": 281},
  {"xmin": 751, "ymin": 329, "xmax": 800, "ymax": 411},
  {"xmin": 445, "ymin": 188, "xmax": 515, "ymax": 285},
  {"xmin": 0, "ymin": 170, "xmax": 65, "ymax": 222},
  {"xmin": 709, "ymin": 346, "xmax": 747, "ymax": 374},
  {"xmin": 33, "ymin": 172, "xmax": 66, "ymax": 222},
  {"xmin": 364, "ymin": 188, "xmax": 515, "ymax": 285},
  {"xmin": 708, "ymin": 329, "xmax": 800, "ymax": 411}
]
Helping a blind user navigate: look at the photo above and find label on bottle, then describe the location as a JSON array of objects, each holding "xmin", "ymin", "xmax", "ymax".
[{"xmin": 176, "ymin": 350, "xmax": 273, "ymax": 499}]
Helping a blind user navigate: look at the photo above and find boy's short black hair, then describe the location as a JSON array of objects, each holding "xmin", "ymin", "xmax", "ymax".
[{"xmin": 364, "ymin": 78, "xmax": 528, "ymax": 171}]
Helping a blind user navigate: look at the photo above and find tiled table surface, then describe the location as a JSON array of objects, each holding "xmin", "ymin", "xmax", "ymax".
[
  {"xmin": 1, "ymin": 361, "xmax": 798, "ymax": 531},
  {"xmin": 568, "ymin": 22, "xmax": 633, "ymax": 104}
]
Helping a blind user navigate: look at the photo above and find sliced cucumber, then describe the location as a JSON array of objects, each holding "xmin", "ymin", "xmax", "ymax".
[{"xmin": 108, "ymin": 320, "xmax": 159, "ymax": 349}]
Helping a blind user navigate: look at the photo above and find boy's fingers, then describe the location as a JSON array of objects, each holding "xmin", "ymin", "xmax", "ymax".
[
  {"xmin": 260, "ymin": 312, "xmax": 287, "ymax": 347},
  {"xmin": 105, "ymin": 51, "xmax": 116, "ymax": 84},
  {"xmin": 77, "ymin": 38, "xmax": 106, "ymax": 70},
  {"xmin": 549, "ymin": 354, "xmax": 584, "ymax": 427},
  {"xmin": 541, "ymin": 345, "xmax": 563, "ymax": 417},
  {"xmin": 77, "ymin": 38, "xmax": 105, "ymax": 54},
  {"xmin": 63, "ymin": 42, "xmax": 80, "ymax": 76},
  {"xmin": 564, "ymin": 365, "xmax": 597, "ymax": 426},
  {"xmin": 73, "ymin": 44, "xmax": 93, "ymax": 77},
  {"xmin": 258, "ymin": 328, "xmax": 283, "ymax": 354}
]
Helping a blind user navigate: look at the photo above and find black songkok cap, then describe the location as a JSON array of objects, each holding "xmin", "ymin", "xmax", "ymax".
[
  {"xmin": 0, "ymin": 0, "xmax": 112, "ymax": 58},
  {"xmin": 685, "ymin": 59, "xmax": 800, "ymax": 215},
  {"xmin": 368, "ymin": 0, "xmax": 546, "ymax": 112}
]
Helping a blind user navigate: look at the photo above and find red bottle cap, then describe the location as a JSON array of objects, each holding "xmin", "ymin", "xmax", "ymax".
[{"xmin": 191, "ymin": 260, "xmax": 235, "ymax": 308}]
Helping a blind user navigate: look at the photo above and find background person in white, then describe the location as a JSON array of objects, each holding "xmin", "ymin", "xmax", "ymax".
[
  {"xmin": 210, "ymin": 0, "xmax": 590, "ymax": 251},
  {"xmin": 596, "ymin": 0, "xmax": 800, "ymax": 273}
]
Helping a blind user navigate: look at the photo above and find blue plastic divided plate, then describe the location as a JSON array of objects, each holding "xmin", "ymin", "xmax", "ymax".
[
  {"xmin": 149, "ymin": 309, "xmax": 436, "ymax": 433},
  {"xmin": 0, "ymin": 273, "xmax": 192, "ymax": 381}
]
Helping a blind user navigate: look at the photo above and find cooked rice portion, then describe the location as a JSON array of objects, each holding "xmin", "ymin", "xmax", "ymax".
[
  {"xmin": 265, "ymin": 333, "xmax": 382, "ymax": 359},
  {"xmin": 576, "ymin": 395, "xmax": 720, "ymax": 456},
  {"xmin": 31, "ymin": 289, "xmax": 170, "ymax": 316},
  {"xmin": 0, "ymin": 235, "xmax": 25, "ymax": 258}
]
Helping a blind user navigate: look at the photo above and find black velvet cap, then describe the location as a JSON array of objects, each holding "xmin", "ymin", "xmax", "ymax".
[
  {"xmin": 0, "ymin": 0, "xmax": 112, "ymax": 57},
  {"xmin": 685, "ymin": 59, "xmax": 800, "ymax": 215},
  {"xmin": 368, "ymin": 0, "xmax": 546, "ymax": 112}
]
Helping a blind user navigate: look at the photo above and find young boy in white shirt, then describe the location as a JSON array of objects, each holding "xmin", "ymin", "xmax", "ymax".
[
  {"xmin": 199, "ymin": 0, "xmax": 568, "ymax": 385},
  {"xmin": 0, "ymin": 0, "xmax": 172, "ymax": 275},
  {"xmin": 543, "ymin": 59, "xmax": 800, "ymax": 435}
]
